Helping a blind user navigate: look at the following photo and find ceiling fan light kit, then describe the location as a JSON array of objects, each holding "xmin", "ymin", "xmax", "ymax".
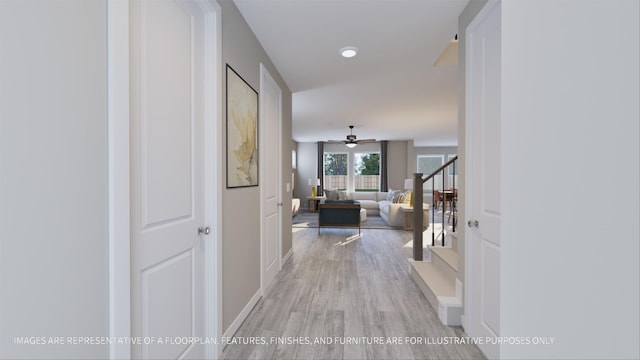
[{"xmin": 328, "ymin": 125, "xmax": 376, "ymax": 148}]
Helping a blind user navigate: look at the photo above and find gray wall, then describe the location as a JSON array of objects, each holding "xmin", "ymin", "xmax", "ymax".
[
  {"xmin": 294, "ymin": 142, "xmax": 317, "ymax": 208},
  {"xmin": 219, "ymin": 0, "xmax": 293, "ymax": 333},
  {"xmin": 387, "ymin": 140, "xmax": 412, "ymax": 191},
  {"xmin": 500, "ymin": 1, "xmax": 639, "ymax": 358},
  {"xmin": 0, "ymin": 0, "xmax": 109, "ymax": 358},
  {"xmin": 457, "ymin": 0, "xmax": 487, "ymax": 294}
]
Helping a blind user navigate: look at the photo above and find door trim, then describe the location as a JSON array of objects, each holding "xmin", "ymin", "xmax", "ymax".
[
  {"xmin": 107, "ymin": 0, "xmax": 223, "ymax": 358},
  {"xmin": 464, "ymin": 0, "xmax": 500, "ymax": 358},
  {"xmin": 107, "ymin": 1, "xmax": 131, "ymax": 359},
  {"xmin": 203, "ymin": 1, "xmax": 223, "ymax": 358}
]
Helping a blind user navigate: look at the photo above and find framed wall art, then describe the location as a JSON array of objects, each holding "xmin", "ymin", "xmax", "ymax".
[{"xmin": 226, "ymin": 64, "xmax": 258, "ymax": 188}]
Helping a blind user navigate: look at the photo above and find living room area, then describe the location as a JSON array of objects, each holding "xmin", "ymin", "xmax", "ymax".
[{"xmin": 291, "ymin": 141, "xmax": 458, "ymax": 228}]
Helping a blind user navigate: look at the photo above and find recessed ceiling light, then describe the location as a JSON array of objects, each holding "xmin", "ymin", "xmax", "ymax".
[{"xmin": 340, "ymin": 46, "xmax": 358, "ymax": 58}]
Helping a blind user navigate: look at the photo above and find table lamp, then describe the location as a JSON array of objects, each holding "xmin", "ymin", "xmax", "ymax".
[{"xmin": 308, "ymin": 178, "xmax": 320, "ymax": 197}]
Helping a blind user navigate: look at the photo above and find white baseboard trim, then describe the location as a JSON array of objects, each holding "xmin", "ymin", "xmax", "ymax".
[
  {"xmin": 282, "ymin": 248, "xmax": 293, "ymax": 267},
  {"xmin": 437, "ymin": 296, "xmax": 462, "ymax": 326},
  {"xmin": 222, "ymin": 289, "xmax": 261, "ymax": 342}
]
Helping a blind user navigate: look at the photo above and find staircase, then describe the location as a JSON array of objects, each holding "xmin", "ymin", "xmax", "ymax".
[
  {"xmin": 406, "ymin": 226, "xmax": 462, "ymax": 326},
  {"xmin": 408, "ymin": 156, "xmax": 462, "ymax": 326}
]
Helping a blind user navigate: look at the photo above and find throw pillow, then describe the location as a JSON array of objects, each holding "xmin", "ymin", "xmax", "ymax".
[
  {"xmin": 397, "ymin": 191, "xmax": 412, "ymax": 204},
  {"xmin": 338, "ymin": 190, "xmax": 348, "ymax": 200},
  {"xmin": 387, "ymin": 189, "xmax": 401, "ymax": 202},
  {"xmin": 324, "ymin": 189, "xmax": 339, "ymax": 200}
]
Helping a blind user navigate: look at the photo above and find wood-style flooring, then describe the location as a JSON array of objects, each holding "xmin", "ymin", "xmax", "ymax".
[{"xmin": 220, "ymin": 226, "xmax": 485, "ymax": 360}]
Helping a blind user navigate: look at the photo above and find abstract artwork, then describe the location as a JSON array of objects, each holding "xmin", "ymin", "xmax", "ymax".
[{"xmin": 226, "ymin": 64, "xmax": 258, "ymax": 188}]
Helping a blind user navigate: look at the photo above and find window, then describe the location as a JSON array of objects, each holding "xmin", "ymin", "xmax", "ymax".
[
  {"xmin": 354, "ymin": 152, "xmax": 380, "ymax": 191},
  {"xmin": 292, "ymin": 149, "xmax": 297, "ymax": 169},
  {"xmin": 323, "ymin": 144, "xmax": 381, "ymax": 192},
  {"xmin": 323, "ymin": 152, "xmax": 348, "ymax": 190},
  {"xmin": 417, "ymin": 155, "xmax": 444, "ymax": 191}
]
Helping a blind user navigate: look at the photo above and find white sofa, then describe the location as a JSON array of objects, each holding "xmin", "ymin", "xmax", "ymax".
[
  {"xmin": 323, "ymin": 190, "xmax": 429, "ymax": 228},
  {"xmin": 292, "ymin": 198, "xmax": 300, "ymax": 217},
  {"xmin": 348, "ymin": 191, "xmax": 387, "ymax": 216}
]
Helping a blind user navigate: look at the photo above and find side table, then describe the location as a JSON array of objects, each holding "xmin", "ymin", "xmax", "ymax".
[
  {"xmin": 306, "ymin": 196, "xmax": 325, "ymax": 213},
  {"xmin": 399, "ymin": 203, "xmax": 429, "ymax": 230}
]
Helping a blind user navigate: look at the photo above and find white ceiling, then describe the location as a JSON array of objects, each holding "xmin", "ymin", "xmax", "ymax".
[{"xmin": 234, "ymin": 0, "xmax": 468, "ymax": 147}]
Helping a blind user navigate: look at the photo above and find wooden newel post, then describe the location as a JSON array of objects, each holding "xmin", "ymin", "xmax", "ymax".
[{"xmin": 413, "ymin": 173, "xmax": 424, "ymax": 261}]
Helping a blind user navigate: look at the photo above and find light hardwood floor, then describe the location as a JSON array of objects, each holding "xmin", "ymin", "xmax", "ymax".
[{"xmin": 221, "ymin": 226, "xmax": 485, "ymax": 360}]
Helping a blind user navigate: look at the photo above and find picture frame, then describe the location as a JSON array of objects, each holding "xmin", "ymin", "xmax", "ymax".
[{"xmin": 226, "ymin": 64, "xmax": 259, "ymax": 188}]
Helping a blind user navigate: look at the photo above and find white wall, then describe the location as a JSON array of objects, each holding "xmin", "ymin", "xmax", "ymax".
[
  {"xmin": 500, "ymin": 1, "xmax": 639, "ymax": 358},
  {"xmin": 0, "ymin": 1, "xmax": 109, "ymax": 358}
]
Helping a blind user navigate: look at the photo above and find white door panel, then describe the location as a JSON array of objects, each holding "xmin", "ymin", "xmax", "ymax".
[
  {"xmin": 260, "ymin": 64, "xmax": 282, "ymax": 293},
  {"xmin": 141, "ymin": 250, "xmax": 194, "ymax": 359},
  {"xmin": 130, "ymin": 0, "xmax": 211, "ymax": 358},
  {"xmin": 466, "ymin": 2, "xmax": 501, "ymax": 359}
]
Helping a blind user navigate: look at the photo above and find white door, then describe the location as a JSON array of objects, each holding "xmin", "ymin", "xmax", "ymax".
[
  {"xmin": 465, "ymin": 1, "xmax": 501, "ymax": 359},
  {"xmin": 130, "ymin": 0, "xmax": 213, "ymax": 358},
  {"xmin": 260, "ymin": 64, "xmax": 282, "ymax": 294}
]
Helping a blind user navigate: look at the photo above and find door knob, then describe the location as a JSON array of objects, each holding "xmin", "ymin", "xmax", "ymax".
[
  {"xmin": 467, "ymin": 220, "xmax": 479, "ymax": 228},
  {"xmin": 198, "ymin": 226, "xmax": 210, "ymax": 235}
]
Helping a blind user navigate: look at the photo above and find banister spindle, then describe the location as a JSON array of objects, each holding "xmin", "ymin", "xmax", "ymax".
[
  {"xmin": 442, "ymin": 167, "xmax": 445, "ymax": 246},
  {"xmin": 413, "ymin": 172, "xmax": 424, "ymax": 261},
  {"xmin": 452, "ymin": 159, "xmax": 456, "ymax": 232}
]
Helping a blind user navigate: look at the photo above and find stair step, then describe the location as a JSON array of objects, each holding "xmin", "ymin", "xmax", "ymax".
[
  {"xmin": 409, "ymin": 260, "xmax": 462, "ymax": 326},
  {"xmin": 428, "ymin": 246, "xmax": 457, "ymax": 291},
  {"xmin": 409, "ymin": 260, "xmax": 455, "ymax": 312},
  {"xmin": 447, "ymin": 229, "xmax": 458, "ymax": 251},
  {"xmin": 431, "ymin": 246, "xmax": 458, "ymax": 272}
]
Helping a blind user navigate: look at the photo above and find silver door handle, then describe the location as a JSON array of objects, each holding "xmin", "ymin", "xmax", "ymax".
[
  {"xmin": 467, "ymin": 220, "xmax": 479, "ymax": 228},
  {"xmin": 198, "ymin": 226, "xmax": 211, "ymax": 235}
]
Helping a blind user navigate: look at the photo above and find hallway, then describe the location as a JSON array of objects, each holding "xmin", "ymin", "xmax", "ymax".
[{"xmin": 221, "ymin": 227, "xmax": 484, "ymax": 359}]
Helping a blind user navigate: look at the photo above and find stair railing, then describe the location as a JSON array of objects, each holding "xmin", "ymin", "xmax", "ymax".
[{"xmin": 412, "ymin": 156, "xmax": 458, "ymax": 261}]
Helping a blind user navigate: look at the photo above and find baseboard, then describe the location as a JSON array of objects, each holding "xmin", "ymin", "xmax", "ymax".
[
  {"xmin": 437, "ymin": 296, "xmax": 462, "ymax": 326},
  {"xmin": 222, "ymin": 289, "xmax": 261, "ymax": 345},
  {"xmin": 282, "ymin": 248, "xmax": 293, "ymax": 267}
]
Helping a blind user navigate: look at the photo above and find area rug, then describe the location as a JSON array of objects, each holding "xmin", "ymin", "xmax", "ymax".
[{"xmin": 292, "ymin": 211, "xmax": 400, "ymax": 230}]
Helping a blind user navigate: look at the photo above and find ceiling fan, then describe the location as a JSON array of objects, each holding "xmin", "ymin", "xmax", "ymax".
[{"xmin": 327, "ymin": 125, "xmax": 376, "ymax": 148}]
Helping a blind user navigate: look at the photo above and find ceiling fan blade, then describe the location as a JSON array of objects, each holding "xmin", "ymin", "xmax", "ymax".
[
  {"xmin": 326, "ymin": 140, "xmax": 346, "ymax": 143},
  {"xmin": 357, "ymin": 138, "xmax": 377, "ymax": 143}
]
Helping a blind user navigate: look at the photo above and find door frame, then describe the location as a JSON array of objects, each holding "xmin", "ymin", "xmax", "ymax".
[
  {"xmin": 259, "ymin": 63, "xmax": 283, "ymax": 294},
  {"xmin": 464, "ymin": 0, "xmax": 501, "ymax": 358},
  {"xmin": 107, "ymin": 0, "xmax": 223, "ymax": 358},
  {"xmin": 107, "ymin": 1, "xmax": 131, "ymax": 359}
]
